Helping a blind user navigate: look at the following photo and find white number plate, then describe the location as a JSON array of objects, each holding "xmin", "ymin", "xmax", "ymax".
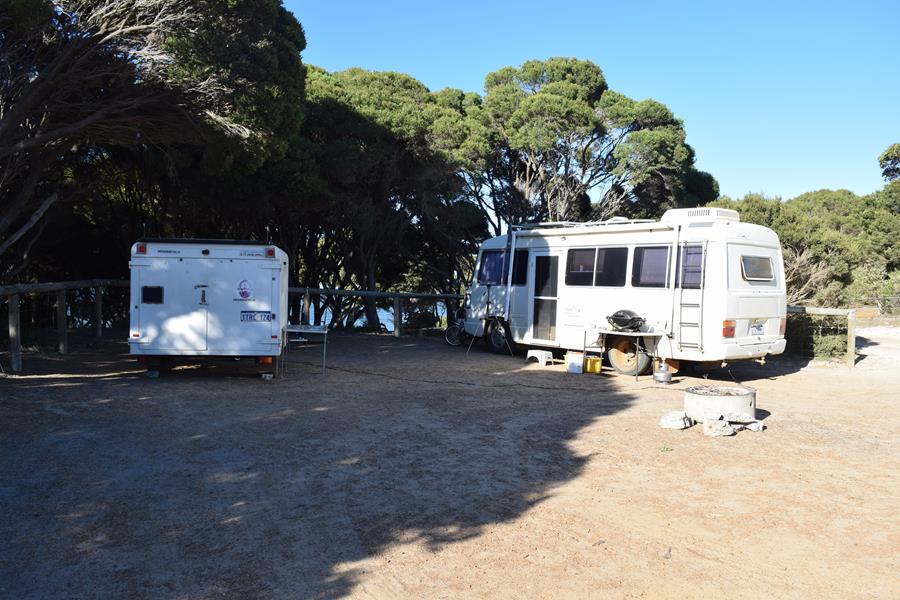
[{"xmin": 750, "ymin": 322, "xmax": 765, "ymax": 336}]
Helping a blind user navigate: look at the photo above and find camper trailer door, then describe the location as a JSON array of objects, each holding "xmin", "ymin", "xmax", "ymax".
[{"xmin": 133, "ymin": 259, "xmax": 210, "ymax": 351}]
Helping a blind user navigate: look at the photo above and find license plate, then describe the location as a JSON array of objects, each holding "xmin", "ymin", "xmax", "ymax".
[
  {"xmin": 750, "ymin": 322, "xmax": 765, "ymax": 336},
  {"xmin": 241, "ymin": 311, "xmax": 273, "ymax": 322}
]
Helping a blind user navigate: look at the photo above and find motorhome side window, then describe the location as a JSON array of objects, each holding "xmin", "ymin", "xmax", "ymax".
[
  {"xmin": 632, "ymin": 246, "xmax": 670, "ymax": 287},
  {"xmin": 595, "ymin": 247, "xmax": 628, "ymax": 286},
  {"xmin": 478, "ymin": 249, "xmax": 528, "ymax": 285},
  {"xmin": 741, "ymin": 255, "xmax": 774, "ymax": 281},
  {"xmin": 141, "ymin": 286, "xmax": 164, "ymax": 304},
  {"xmin": 565, "ymin": 247, "xmax": 627, "ymax": 287},
  {"xmin": 565, "ymin": 249, "xmax": 595, "ymax": 286},
  {"xmin": 511, "ymin": 250, "xmax": 528, "ymax": 285}
]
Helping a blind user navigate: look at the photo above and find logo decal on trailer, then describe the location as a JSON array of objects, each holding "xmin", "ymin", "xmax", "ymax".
[
  {"xmin": 241, "ymin": 311, "xmax": 274, "ymax": 322},
  {"xmin": 237, "ymin": 280, "xmax": 253, "ymax": 299}
]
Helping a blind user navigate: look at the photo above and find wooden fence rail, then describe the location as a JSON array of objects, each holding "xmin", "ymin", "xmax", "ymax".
[
  {"xmin": 1, "ymin": 280, "xmax": 462, "ymax": 372},
  {"xmin": 288, "ymin": 286, "xmax": 464, "ymax": 339},
  {"xmin": 3, "ymin": 278, "xmax": 858, "ymax": 372},
  {"xmin": 2, "ymin": 279, "xmax": 128, "ymax": 372}
]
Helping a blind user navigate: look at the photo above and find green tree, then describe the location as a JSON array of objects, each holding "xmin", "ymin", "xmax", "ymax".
[
  {"xmin": 713, "ymin": 188, "xmax": 900, "ymax": 306},
  {"xmin": 434, "ymin": 58, "xmax": 714, "ymax": 228},
  {"xmin": 0, "ymin": 0, "xmax": 306, "ymax": 280},
  {"xmin": 879, "ymin": 143, "xmax": 900, "ymax": 181}
]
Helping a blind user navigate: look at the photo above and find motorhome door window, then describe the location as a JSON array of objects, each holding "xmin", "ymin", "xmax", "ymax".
[
  {"xmin": 595, "ymin": 247, "xmax": 628, "ymax": 287},
  {"xmin": 632, "ymin": 246, "xmax": 670, "ymax": 288},
  {"xmin": 141, "ymin": 286, "xmax": 164, "ymax": 304},
  {"xmin": 741, "ymin": 255, "xmax": 774, "ymax": 281}
]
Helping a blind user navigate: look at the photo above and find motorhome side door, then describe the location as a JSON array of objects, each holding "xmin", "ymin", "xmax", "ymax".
[
  {"xmin": 133, "ymin": 258, "xmax": 209, "ymax": 351},
  {"xmin": 528, "ymin": 252, "xmax": 561, "ymax": 345}
]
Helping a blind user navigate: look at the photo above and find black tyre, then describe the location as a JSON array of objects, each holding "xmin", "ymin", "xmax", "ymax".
[
  {"xmin": 444, "ymin": 324, "xmax": 463, "ymax": 347},
  {"xmin": 607, "ymin": 337, "xmax": 651, "ymax": 375},
  {"xmin": 485, "ymin": 320, "xmax": 515, "ymax": 354}
]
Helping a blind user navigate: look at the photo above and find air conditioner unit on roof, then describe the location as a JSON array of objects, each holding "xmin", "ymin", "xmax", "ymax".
[{"xmin": 660, "ymin": 207, "xmax": 740, "ymax": 224}]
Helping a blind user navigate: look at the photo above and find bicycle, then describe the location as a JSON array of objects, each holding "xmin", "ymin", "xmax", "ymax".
[{"xmin": 443, "ymin": 308, "xmax": 473, "ymax": 347}]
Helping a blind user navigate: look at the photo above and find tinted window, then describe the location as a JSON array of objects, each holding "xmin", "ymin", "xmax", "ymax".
[
  {"xmin": 632, "ymin": 246, "xmax": 670, "ymax": 287},
  {"xmin": 534, "ymin": 255, "xmax": 558, "ymax": 297},
  {"xmin": 477, "ymin": 250, "xmax": 505, "ymax": 284},
  {"xmin": 565, "ymin": 249, "xmax": 595, "ymax": 286},
  {"xmin": 741, "ymin": 255, "xmax": 774, "ymax": 281},
  {"xmin": 512, "ymin": 250, "xmax": 528, "ymax": 286},
  {"xmin": 678, "ymin": 245, "xmax": 704, "ymax": 289},
  {"xmin": 595, "ymin": 247, "xmax": 628, "ymax": 287},
  {"xmin": 141, "ymin": 286, "xmax": 164, "ymax": 304},
  {"xmin": 477, "ymin": 249, "xmax": 527, "ymax": 285}
]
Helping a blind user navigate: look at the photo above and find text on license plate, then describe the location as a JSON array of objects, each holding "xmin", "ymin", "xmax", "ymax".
[
  {"xmin": 750, "ymin": 323, "xmax": 765, "ymax": 335},
  {"xmin": 241, "ymin": 311, "xmax": 273, "ymax": 322}
]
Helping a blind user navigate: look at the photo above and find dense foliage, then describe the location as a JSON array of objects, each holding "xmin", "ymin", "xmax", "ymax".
[
  {"xmin": 712, "ymin": 183, "xmax": 900, "ymax": 308},
  {"xmin": 1, "ymin": 3, "xmax": 896, "ymax": 327}
]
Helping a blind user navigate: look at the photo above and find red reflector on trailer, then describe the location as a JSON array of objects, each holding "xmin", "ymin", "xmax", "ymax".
[
  {"xmin": 271, "ymin": 335, "xmax": 278, "ymax": 339},
  {"xmin": 265, "ymin": 247, "xmax": 275, "ymax": 258},
  {"xmin": 259, "ymin": 356, "xmax": 273, "ymax": 364},
  {"xmin": 136, "ymin": 243, "xmax": 147, "ymax": 255},
  {"xmin": 132, "ymin": 333, "xmax": 140, "ymax": 338}
]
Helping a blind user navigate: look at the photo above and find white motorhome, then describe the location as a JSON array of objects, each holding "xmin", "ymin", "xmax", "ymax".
[
  {"xmin": 462, "ymin": 207, "xmax": 787, "ymax": 374},
  {"xmin": 128, "ymin": 239, "xmax": 289, "ymax": 372}
]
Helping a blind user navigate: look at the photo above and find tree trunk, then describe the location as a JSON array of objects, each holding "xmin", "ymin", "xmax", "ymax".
[{"xmin": 363, "ymin": 256, "xmax": 380, "ymax": 329}]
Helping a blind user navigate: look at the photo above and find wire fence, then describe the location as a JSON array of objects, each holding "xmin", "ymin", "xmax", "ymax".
[{"xmin": 785, "ymin": 313, "xmax": 849, "ymax": 359}]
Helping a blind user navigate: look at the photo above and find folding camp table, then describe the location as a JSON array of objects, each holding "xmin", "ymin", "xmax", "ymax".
[{"xmin": 285, "ymin": 324, "xmax": 328, "ymax": 375}]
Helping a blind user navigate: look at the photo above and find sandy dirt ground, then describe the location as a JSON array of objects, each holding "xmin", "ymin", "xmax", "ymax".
[{"xmin": 1, "ymin": 331, "xmax": 898, "ymax": 599}]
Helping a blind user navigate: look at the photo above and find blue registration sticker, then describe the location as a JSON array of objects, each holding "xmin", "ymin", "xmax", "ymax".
[{"xmin": 241, "ymin": 311, "xmax": 274, "ymax": 322}]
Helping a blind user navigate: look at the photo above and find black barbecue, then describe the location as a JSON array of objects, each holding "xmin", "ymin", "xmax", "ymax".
[{"xmin": 607, "ymin": 309, "xmax": 645, "ymax": 332}]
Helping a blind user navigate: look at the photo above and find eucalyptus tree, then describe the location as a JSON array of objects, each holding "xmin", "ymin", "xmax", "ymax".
[
  {"xmin": 0, "ymin": 0, "xmax": 306, "ymax": 280},
  {"xmin": 434, "ymin": 58, "xmax": 716, "ymax": 229}
]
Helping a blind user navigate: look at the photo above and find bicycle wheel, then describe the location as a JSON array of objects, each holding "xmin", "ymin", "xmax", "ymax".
[{"xmin": 444, "ymin": 324, "xmax": 463, "ymax": 346}]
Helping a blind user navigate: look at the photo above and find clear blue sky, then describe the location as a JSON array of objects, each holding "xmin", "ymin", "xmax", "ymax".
[{"xmin": 284, "ymin": 0, "xmax": 899, "ymax": 200}]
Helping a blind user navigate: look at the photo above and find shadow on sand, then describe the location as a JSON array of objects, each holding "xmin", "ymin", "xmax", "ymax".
[{"xmin": 1, "ymin": 334, "xmax": 638, "ymax": 598}]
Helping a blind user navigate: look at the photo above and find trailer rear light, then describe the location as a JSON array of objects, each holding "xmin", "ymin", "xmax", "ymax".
[
  {"xmin": 259, "ymin": 356, "xmax": 273, "ymax": 365},
  {"xmin": 779, "ymin": 317, "xmax": 786, "ymax": 336},
  {"xmin": 136, "ymin": 243, "xmax": 147, "ymax": 255},
  {"xmin": 722, "ymin": 320, "xmax": 736, "ymax": 338},
  {"xmin": 271, "ymin": 335, "xmax": 278, "ymax": 339},
  {"xmin": 265, "ymin": 247, "xmax": 275, "ymax": 258}
]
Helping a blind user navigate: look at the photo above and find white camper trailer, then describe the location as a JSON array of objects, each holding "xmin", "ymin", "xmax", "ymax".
[
  {"xmin": 128, "ymin": 239, "xmax": 289, "ymax": 372},
  {"xmin": 462, "ymin": 207, "xmax": 787, "ymax": 374}
]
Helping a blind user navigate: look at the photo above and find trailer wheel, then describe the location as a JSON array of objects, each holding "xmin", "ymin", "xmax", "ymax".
[
  {"xmin": 607, "ymin": 337, "xmax": 651, "ymax": 375},
  {"xmin": 485, "ymin": 320, "xmax": 515, "ymax": 355}
]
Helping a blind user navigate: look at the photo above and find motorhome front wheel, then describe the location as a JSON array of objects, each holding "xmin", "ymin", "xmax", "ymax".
[{"xmin": 486, "ymin": 320, "xmax": 514, "ymax": 354}]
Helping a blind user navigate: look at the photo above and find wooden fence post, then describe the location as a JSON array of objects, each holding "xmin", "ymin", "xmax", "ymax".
[
  {"xmin": 57, "ymin": 290, "xmax": 68, "ymax": 354},
  {"xmin": 302, "ymin": 291, "xmax": 310, "ymax": 325},
  {"xmin": 8, "ymin": 294, "xmax": 22, "ymax": 372},
  {"xmin": 393, "ymin": 294, "xmax": 402, "ymax": 338},
  {"xmin": 846, "ymin": 309, "xmax": 856, "ymax": 368},
  {"xmin": 94, "ymin": 286, "xmax": 104, "ymax": 338}
]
